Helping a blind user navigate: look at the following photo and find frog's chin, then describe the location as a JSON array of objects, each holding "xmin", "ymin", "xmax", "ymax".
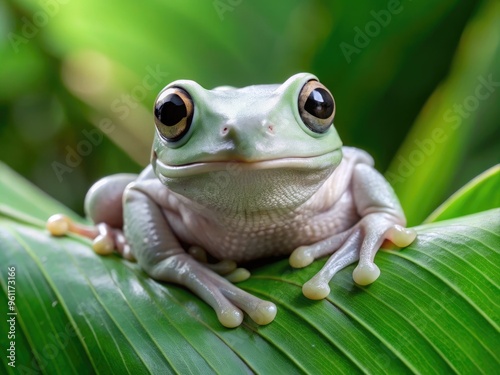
[{"xmin": 154, "ymin": 149, "xmax": 342, "ymax": 214}]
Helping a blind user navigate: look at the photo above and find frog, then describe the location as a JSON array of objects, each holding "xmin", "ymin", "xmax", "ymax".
[{"xmin": 47, "ymin": 73, "xmax": 417, "ymax": 328}]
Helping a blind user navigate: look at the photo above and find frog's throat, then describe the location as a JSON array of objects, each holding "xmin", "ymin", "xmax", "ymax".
[{"xmin": 154, "ymin": 149, "xmax": 342, "ymax": 179}]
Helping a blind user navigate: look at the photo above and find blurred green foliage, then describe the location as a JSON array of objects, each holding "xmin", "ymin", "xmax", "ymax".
[{"xmin": 0, "ymin": 0, "xmax": 498, "ymax": 222}]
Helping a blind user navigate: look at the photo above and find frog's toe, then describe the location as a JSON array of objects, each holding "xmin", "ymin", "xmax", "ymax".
[
  {"xmin": 92, "ymin": 233, "xmax": 115, "ymax": 255},
  {"xmin": 217, "ymin": 279, "xmax": 277, "ymax": 326},
  {"xmin": 289, "ymin": 246, "xmax": 315, "ymax": 268},
  {"xmin": 47, "ymin": 215, "xmax": 132, "ymax": 258},
  {"xmin": 386, "ymin": 225, "xmax": 417, "ymax": 248},
  {"xmin": 302, "ymin": 232, "xmax": 361, "ymax": 300},
  {"xmin": 290, "ymin": 230, "xmax": 352, "ymax": 269},
  {"xmin": 217, "ymin": 307, "xmax": 244, "ymax": 328},
  {"xmin": 46, "ymin": 214, "xmax": 98, "ymax": 238},
  {"xmin": 224, "ymin": 268, "xmax": 251, "ymax": 283},
  {"xmin": 249, "ymin": 301, "xmax": 277, "ymax": 325},
  {"xmin": 216, "ymin": 300, "xmax": 275, "ymax": 327},
  {"xmin": 297, "ymin": 215, "xmax": 412, "ymax": 298},
  {"xmin": 148, "ymin": 254, "xmax": 276, "ymax": 327},
  {"xmin": 46, "ymin": 214, "xmax": 71, "ymax": 236},
  {"xmin": 354, "ymin": 217, "xmax": 417, "ymax": 286},
  {"xmin": 194, "ymin": 278, "xmax": 247, "ymax": 328},
  {"xmin": 92, "ymin": 223, "xmax": 126, "ymax": 256},
  {"xmin": 302, "ymin": 278, "xmax": 330, "ymax": 300},
  {"xmin": 216, "ymin": 292, "xmax": 275, "ymax": 327},
  {"xmin": 352, "ymin": 263, "xmax": 380, "ymax": 285}
]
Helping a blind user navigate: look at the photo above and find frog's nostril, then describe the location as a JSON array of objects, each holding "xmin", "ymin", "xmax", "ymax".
[{"xmin": 221, "ymin": 124, "xmax": 235, "ymax": 137}]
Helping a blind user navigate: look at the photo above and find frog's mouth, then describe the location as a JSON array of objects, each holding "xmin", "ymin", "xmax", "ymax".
[
  {"xmin": 153, "ymin": 149, "xmax": 342, "ymax": 212},
  {"xmin": 154, "ymin": 149, "xmax": 342, "ymax": 179}
]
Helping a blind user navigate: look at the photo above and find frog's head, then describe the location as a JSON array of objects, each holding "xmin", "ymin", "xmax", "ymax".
[{"xmin": 151, "ymin": 73, "xmax": 343, "ymax": 214}]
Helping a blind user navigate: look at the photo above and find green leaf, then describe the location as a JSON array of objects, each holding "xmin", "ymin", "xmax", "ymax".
[
  {"xmin": 0, "ymin": 162, "xmax": 78, "ymax": 223},
  {"xmin": 1, "ymin": 165, "xmax": 499, "ymax": 374},
  {"xmin": 425, "ymin": 164, "xmax": 500, "ymax": 223}
]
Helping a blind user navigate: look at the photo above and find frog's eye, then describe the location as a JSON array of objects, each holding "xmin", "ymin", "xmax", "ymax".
[
  {"xmin": 298, "ymin": 80, "xmax": 335, "ymax": 133},
  {"xmin": 154, "ymin": 87, "xmax": 194, "ymax": 142}
]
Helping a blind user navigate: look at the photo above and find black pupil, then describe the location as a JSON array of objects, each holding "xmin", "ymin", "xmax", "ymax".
[
  {"xmin": 305, "ymin": 88, "xmax": 334, "ymax": 119},
  {"xmin": 156, "ymin": 94, "xmax": 187, "ymax": 126}
]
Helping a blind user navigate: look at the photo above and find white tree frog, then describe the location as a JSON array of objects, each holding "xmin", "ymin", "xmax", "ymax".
[{"xmin": 47, "ymin": 73, "xmax": 416, "ymax": 328}]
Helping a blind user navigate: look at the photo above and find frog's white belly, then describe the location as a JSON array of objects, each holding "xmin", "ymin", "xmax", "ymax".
[{"xmin": 162, "ymin": 179, "xmax": 359, "ymax": 262}]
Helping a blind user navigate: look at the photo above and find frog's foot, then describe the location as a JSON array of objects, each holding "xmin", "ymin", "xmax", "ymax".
[
  {"xmin": 188, "ymin": 246, "xmax": 250, "ymax": 282},
  {"xmin": 146, "ymin": 253, "xmax": 277, "ymax": 328},
  {"xmin": 289, "ymin": 213, "xmax": 417, "ymax": 300},
  {"xmin": 46, "ymin": 214, "xmax": 135, "ymax": 261}
]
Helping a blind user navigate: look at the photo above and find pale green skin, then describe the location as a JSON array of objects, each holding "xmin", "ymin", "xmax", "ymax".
[{"xmin": 84, "ymin": 73, "xmax": 416, "ymax": 327}]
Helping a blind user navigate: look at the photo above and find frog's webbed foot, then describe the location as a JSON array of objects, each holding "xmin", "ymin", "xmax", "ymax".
[
  {"xmin": 188, "ymin": 246, "xmax": 250, "ymax": 282},
  {"xmin": 290, "ymin": 213, "xmax": 416, "ymax": 300},
  {"xmin": 146, "ymin": 253, "xmax": 277, "ymax": 328},
  {"xmin": 46, "ymin": 214, "xmax": 135, "ymax": 261}
]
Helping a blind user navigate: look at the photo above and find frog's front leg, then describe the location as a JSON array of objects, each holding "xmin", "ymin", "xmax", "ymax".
[
  {"xmin": 290, "ymin": 164, "xmax": 417, "ymax": 299},
  {"xmin": 124, "ymin": 183, "xmax": 277, "ymax": 328}
]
